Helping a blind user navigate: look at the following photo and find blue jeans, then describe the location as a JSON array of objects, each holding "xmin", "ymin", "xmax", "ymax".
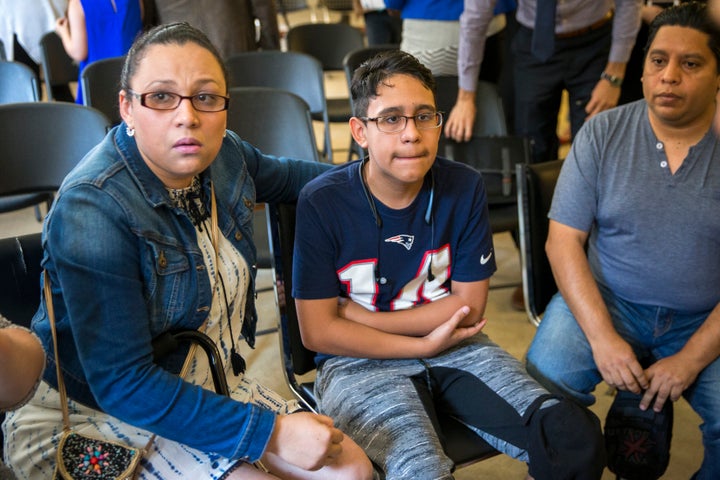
[{"xmin": 526, "ymin": 289, "xmax": 720, "ymax": 479}]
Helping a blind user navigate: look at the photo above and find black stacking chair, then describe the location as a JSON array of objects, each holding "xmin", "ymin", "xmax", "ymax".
[
  {"xmin": 0, "ymin": 61, "xmax": 44, "ymax": 220},
  {"xmin": 227, "ymin": 86, "xmax": 319, "ymax": 163},
  {"xmin": 0, "ymin": 60, "xmax": 40, "ymax": 103},
  {"xmin": 0, "ymin": 103, "xmax": 110, "ymax": 220},
  {"xmin": 0, "ymin": 233, "xmax": 43, "ymax": 328},
  {"xmin": 39, "ymin": 31, "xmax": 78, "ymax": 102},
  {"xmin": 441, "ymin": 136, "xmax": 531, "ymax": 239},
  {"xmin": 435, "ymin": 76, "xmax": 527, "ymax": 289},
  {"xmin": 515, "ymin": 160, "xmax": 564, "ymax": 326},
  {"xmin": 226, "ymin": 51, "xmax": 333, "ymax": 162},
  {"xmin": 80, "ymin": 56, "xmax": 125, "ymax": 126},
  {"xmin": 226, "ymin": 86, "xmax": 320, "ymax": 279},
  {"xmin": 286, "ymin": 22, "xmax": 365, "ymax": 161}
]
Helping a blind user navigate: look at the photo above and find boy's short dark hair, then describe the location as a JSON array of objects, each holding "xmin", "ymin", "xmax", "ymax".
[
  {"xmin": 350, "ymin": 50, "xmax": 436, "ymax": 118},
  {"xmin": 645, "ymin": 1, "xmax": 720, "ymax": 72}
]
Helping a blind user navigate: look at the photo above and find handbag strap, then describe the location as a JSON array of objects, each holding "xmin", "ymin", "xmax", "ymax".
[
  {"xmin": 46, "ymin": 272, "xmax": 157, "ymax": 452},
  {"xmin": 45, "ymin": 270, "xmax": 71, "ymax": 432}
]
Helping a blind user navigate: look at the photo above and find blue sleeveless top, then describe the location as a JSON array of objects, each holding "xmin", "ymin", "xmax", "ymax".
[{"xmin": 76, "ymin": 0, "xmax": 142, "ymax": 104}]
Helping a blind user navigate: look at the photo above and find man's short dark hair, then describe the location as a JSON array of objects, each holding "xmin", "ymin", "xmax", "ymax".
[
  {"xmin": 645, "ymin": 1, "xmax": 720, "ymax": 72},
  {"xmin": 350, "ymin": 50, "xmax": 436, "ymax": 118}
]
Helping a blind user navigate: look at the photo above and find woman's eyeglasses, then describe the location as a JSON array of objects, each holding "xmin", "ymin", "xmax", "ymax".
[{"xmin": 127, "ymin": 90, "xmax": 229, "ymax": 112}]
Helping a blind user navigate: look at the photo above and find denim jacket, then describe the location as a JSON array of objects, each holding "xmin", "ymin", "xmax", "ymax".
[{"xmin": 32, "ymin": 125, "xmax": 330, "ymax": 462}]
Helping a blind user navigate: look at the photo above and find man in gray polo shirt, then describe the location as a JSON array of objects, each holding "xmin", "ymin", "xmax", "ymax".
[{"xmin": 526, "ymin": 3, "xmax": 720, "ymax": 479}]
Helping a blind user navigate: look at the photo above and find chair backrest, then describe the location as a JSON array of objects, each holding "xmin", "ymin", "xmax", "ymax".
[
  {"xmin": 434, "ymin": 76, "xmax": 507, "ymax": 138},
  {"xmin": 226, "ymin": 51, "xmax": 326, "ymax": 115},
  {"xmin": 286, "ymin": 23, "xmax": 363, "ymax": 162},
  {"xmin": 0, "ymin": 62, "xmax": 45, "ymax": 215},
  {"xmin": 286, "ymin": 22, "xmax": 365, "ymax": 71},
  {"xmin": 516, "ymin": 159, "xmax": 564, "ymax": 326},
  {"xmin": 0, "ymin": 233, "xmax": 43, "ymax": 328},
  {"xmin": 0, "ymin": 39, "xmax": 5, "ymax": 61},
  {"xmin": 80, "ymin": 56, "xmax": 125, "ymax": 126},
  {"xmin": 441, "ymin": 135, "xmax": 531, "ymax": 234},
  {"xmin": 227, "ymin": 86, "xmax": 319, "ymax": 162},
  {"xmin": 39, "ymin": 31, "xmax": 79, "ymax": 102},
  {"xmin": 226, "ymin": 51, "xmax": 332, "ymax": 162},
  {"xmin": 0, "ymin": 61, "xmax": 40, "ymax": 104},
  {"xmin": 0, "ymin": 103, "xmax": 110, "ymax": 198},
  {"xmin": 227, "ymin": 86, "xmax": 320, "ymax": 269}
]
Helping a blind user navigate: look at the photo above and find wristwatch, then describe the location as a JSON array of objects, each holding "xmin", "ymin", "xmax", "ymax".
[{"xmin": 600, "ymin": 72, "xmax": 623, "ymax": 88}]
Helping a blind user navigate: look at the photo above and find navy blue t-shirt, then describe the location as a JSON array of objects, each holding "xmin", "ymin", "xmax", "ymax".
[{"xmin": 293, "ymin": 157, "xmax": 496, "ymax": 315}]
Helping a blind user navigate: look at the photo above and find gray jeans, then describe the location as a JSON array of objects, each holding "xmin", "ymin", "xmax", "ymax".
[{"xmin": 315, "ymin": 334, "xmax": 551, "ymax": 479}]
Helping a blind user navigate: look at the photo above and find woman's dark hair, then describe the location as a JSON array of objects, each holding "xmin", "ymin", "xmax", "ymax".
[
  {"xmin": 350, "ymin": 50, "xmax": 436, "ymax": 118},
  {"xmin": 645, "ymin": 1, "xmax": 720, "ymax": 72},
  {"xmin": 120, "ymin": 22, "xmax": 228, "ymax": 91}
]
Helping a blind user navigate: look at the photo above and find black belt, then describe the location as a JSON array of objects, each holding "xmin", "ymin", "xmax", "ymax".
[{"xmin": 555, "ymin": 11, "xmax": 613, "ymax": 39}]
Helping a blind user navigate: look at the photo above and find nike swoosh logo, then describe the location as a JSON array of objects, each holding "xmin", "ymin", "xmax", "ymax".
[{"xmin": 480, "ymin": 252, "xmax": 493, "ymax": 265}]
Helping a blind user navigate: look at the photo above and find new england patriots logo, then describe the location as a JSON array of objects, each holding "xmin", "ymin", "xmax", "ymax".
[{"xmin": 385, "ymin": 234, "xmax": 414, "ymax": 251}]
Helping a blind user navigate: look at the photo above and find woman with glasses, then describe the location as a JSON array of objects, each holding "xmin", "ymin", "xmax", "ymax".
[{"xmin": 4, "ymin": 22, "xmax": 372, "ymax": 480}]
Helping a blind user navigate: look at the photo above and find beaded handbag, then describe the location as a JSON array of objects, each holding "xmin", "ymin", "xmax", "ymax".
[{"xmin": 45, "ymin": 272, "xmax": 150, "ymax": 479}]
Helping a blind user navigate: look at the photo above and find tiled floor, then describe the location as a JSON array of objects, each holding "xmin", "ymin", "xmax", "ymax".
[{"xmin": 0, "ymin": 11, "xmax": 705, "ymax": 477}]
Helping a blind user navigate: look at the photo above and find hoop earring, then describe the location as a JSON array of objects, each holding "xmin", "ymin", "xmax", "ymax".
[{"xmin": 126, "ymin": 126, "xmax": 135, "ymax": 137}]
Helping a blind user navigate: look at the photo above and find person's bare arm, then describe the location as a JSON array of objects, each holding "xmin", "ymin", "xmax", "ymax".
[
  {"xmin": 585, "ymin": 61, "xmax": 626, "ymax": 119},
  {"xmin": 641, "ymin": 303, "xmax": 720, "ymax": 412},
  {"xmin": 339, "ymin": 279, "xmax": 488, "ymax": 336},
  {"xmin": 296, "ymin": 297, "xmax": 484, "ymax": 359},
  {"xmin": 445, "ymin": 0, "xmax": 498, "ymax": 141},
  {"xmin": 0, "ymin": 326, "xmax": 45, "ymax": 410},
  {"xmin": 585, "ymin": 0, "xmax": 641, "ymax": 119},
  {"xmin": 546, "ymin": 220, "xmax": 648, "ymax": 393},
  {"xmin": 444, "ymin": 88, "xmax": 477, "ymax": 142},
  {"xmin": 55, "ymin": 0, "xmax": 88, "ymax": 62}
]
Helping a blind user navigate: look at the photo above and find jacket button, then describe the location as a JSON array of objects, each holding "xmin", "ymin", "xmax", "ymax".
[
  {"xmin": 158, "ymin": 250, "xmax": 168, "ymax": 269},
  {"xmin": 235, "ymin": 231, "xmax": 243, "ymax": 241},
  {"xmin": 243, "ymin": 198, "xmax": 253, "ymax": 209}
]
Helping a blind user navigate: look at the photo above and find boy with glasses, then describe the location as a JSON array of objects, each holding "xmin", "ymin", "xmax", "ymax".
[{"xmin": 292, "ymin": 50, "xmax": 605, "ymax": 479}]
